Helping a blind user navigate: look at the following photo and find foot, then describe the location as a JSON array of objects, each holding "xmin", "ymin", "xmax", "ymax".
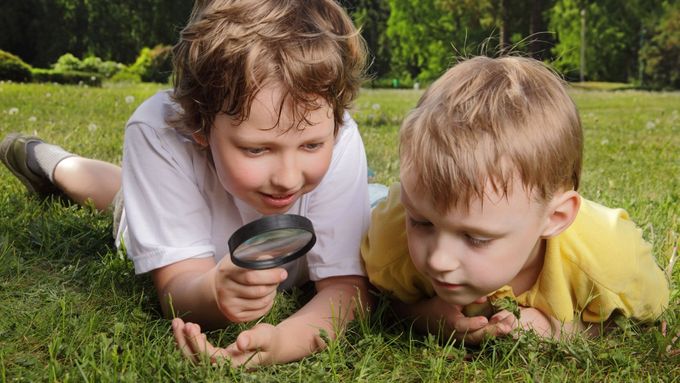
[{"xmin": 0, "ymin": 133, "xmax": 62, "ymax": 198}]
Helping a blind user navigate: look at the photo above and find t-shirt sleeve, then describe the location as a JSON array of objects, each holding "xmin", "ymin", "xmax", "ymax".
[
  {"xmin": 360, "ymin": 183, "xmax": 434, "ymax": 303},
  {"xmin": 303, "ymin": 115, "xmax": 371, "ymax": 280},
  {"xmin": 122, "ymin": 120, "xmax": 215, "ymax": 274},
  {"xmin": 567, "ymin": 200, "xmax": 670, "ymax": 323}
]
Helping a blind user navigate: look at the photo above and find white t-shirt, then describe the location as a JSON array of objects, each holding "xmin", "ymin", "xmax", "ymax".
[{"xmin": 115, "ymin": 91, "xmax": 370, "ymax": 289}]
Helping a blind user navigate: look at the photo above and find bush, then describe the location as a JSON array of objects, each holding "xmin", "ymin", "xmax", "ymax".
[
  {"xmin": 31, "ymin": 69, "xmax": 102, "ymax": 86},
  {"xmin": 0, "ymin": 50, "xmax": 32, "ymax": 82},
  {"xmin": 53, "ymin": 53, "xmax": 124, "ymax": 78},
  {"xmin": 129, "ymin": 45, "xmax": 173, "ymax": 83},
  {"xmin": 109, "ymin": 69, "xmax": 142, "ymax": 83}
]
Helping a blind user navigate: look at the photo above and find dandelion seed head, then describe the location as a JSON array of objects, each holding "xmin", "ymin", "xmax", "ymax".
[
  {"xmin": 125, "ymin": 96, "xmax": 135, "ymax": 104},
  {"xmin": 8, "ymin": 107, "xmax": 18, "ymax": 115}
]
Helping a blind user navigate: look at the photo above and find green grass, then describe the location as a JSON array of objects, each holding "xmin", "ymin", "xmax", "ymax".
[{"xmin": 1, "ymin": 82, "xmax": 678, "ymax": 381}]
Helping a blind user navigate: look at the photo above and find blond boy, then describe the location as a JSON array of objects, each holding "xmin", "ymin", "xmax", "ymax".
[{"xmin": 361, "ymin": 56, "xmax": 669, "ymax": 343}]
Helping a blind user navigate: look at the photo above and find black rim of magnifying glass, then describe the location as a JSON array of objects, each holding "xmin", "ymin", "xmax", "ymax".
[{"xmin": 228, "ymin": 214, "xmax": 316, "ymax": 270}]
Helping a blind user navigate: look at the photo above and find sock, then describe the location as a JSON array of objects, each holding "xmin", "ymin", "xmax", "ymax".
[{"xmin": 26, "ymin": 140, "xmax": 74, "ymax": 183}]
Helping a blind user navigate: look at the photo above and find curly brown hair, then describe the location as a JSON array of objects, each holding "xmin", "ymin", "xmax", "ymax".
[{"xmin": 171, "ymin": 0, "xmax": 367, "ymax": 137}]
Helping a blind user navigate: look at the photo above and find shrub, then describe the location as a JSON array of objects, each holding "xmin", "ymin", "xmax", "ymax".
[
  {"xmin": 53, "ymin": 53, "xmax": 124, "ymax": 78},
  {"xmin": 129, "ymin": 45, "xmax": 173, "ymax": 83},
  {"xmin": 31, "ymin": 69, "xmax": 102, "ymax": 86},
  {"xmin": 109, "ymin": 69, "xmax": 142, "ymax": 83},
  {"xmin": 0, "ymin": 50, "xmax": 32, "ymax": 82}
]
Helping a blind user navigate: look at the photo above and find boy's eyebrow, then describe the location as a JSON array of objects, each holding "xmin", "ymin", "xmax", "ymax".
[{"xmin": 401, "ymin": 185, "xmax": 509, "ymax": 237}]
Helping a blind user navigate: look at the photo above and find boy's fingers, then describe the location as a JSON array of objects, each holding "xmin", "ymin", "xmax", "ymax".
[
  {"xmin": 233, "ymin": 268, "xmax": 288, "ymax": 286},
  {"xmin": 228, "ymin": 284, "xmax": 279, "ymax": 301},
  {"xmin": 453, "ymin": 314, "xmax": 488, "ymax": 332},
  {"xmin": 172, "ymin": 318, "xmax": 194, "ymax": 360}
]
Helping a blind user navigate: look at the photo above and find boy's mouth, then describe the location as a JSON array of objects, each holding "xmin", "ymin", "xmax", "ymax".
[
  {"xmin": 433, "ymin": 280, "xmax": 464, "ymax": 289},
  {"xmin": 259, "ymin": 192, "xmax": 298, "ymax": 209}
]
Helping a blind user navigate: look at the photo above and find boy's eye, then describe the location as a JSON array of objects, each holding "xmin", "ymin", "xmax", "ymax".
[
  {"xmin": 302, "ymin": 142, "xmax": 324, "ymax": 151},
  {"xmin": 465, "ymin": 234, "xmax": 492, "ymax": 248},
  {"xmin": 408, "ymin": 217, "xmax": 433, "ymax": 228},
  {"xmin": 241, "ymin": 147, "xmax": 267, "ymax": 155}
]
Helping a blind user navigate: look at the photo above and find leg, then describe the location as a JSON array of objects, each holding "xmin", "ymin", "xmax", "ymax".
[
  {"xmin": 1, "ymin": 133, "xmax": 121, "ymax": 211},
  {"xmin": 53, "ymin": 157, "xmax": 121, "ymax": 211}
]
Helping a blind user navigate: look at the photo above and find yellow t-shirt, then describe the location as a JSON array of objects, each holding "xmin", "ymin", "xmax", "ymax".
[{"xmin": 361, "ymin": 183, "xmax": 669, "ymax": 323}]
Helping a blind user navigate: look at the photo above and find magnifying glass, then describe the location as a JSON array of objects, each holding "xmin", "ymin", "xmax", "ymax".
[{"xmin": 228, "ymin": 214, "xmax": 316, "ymax": 270}]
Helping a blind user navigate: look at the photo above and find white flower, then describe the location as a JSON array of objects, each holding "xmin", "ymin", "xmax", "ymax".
[
  {"xmin": 8, "ymin": 107, "xmax": 18, "ymax": 115},
  {"xmin": 88, "ymin": 123, "xmax": 98, "ymax": 132},
  {"xmin": 600, "ymin": 139, "xmax": 609, "ymax": 145},
  {"xmin": 28, "ymin": 116, "xmax": 37, "ymax": 122},
  {"xmin": 645, "ymin": 121, "xmax": 656, "ymax": 130},
  {"xmin": 125, "ymin": 95, "xmax": 135, "ymax": 104},
  {"xmin": 371, "ymin": 103, "xmax": 381, "ymax": 111},
  {"xmin": 45, "ymin": 92, "xmax": 52, "ymax": 98}
]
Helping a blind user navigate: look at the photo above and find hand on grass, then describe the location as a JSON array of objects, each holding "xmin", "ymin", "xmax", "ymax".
[
  {"xmin": 223, "ymin": 322, "xmax": 282, "ymax": 367},
  {"xmin": 172, "ymin": 317, "xmax": 229, "ymax": 365},
  {"xmin": 172, "ymin": 317, "xmax": 282, "ymax": 368},
  {"xmin": 212, "ymin": 256, "xmax": 287, "ymax": 323}
]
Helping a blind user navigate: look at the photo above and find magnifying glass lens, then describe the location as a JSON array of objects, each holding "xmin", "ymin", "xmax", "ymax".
[
  {"xmin": 233, "ymin": 229, "xmax": 313, "ymax": 262},
  {"xmin": 228, "ymin": 214, "xmax": 316, "ymax": 270}
]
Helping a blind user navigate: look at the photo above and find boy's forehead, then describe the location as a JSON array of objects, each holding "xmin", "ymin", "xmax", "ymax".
[{"xmin": 400, "ymin": 170, "xmax": 535, "ymax": 216}]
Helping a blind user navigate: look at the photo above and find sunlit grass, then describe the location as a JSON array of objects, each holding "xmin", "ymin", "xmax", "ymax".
[{"xmin": 1, "ymin": 82, "xmax": 678, "ymax": 381}]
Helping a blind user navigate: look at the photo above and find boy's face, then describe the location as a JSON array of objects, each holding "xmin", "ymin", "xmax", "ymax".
[
  {"xmin": 208, "ymin": 84, "xmax": 335, "ymax": 215},
  {"xmin": 400, "ymin": 172, "xmax": 552, "ymax": 306}
]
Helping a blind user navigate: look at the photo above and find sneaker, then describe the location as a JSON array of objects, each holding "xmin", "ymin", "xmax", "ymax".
[{"xmin": 0, "ymin": 133, "xmax": 62, "ymax": 197}]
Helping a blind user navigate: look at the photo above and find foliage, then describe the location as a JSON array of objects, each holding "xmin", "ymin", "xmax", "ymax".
[
  {"xmin": 52, "ymin": 53, "xmax": 124, "ymax": 78},
  {"xmin": 640, "ymin": 1, "xmax": 680, "ymax": 89},
  {"xmin": 31, "ymin": 68, "xmax": 102, "ymax": 87},
  {"xmin": 549, "ymin": 0, "xmax": 664, "ymax": 82},
  {"xmin": 128, "ymin": 45, "xmax": 173, "ymax": 84},
  {"xmin": 348, "ymin": 0, "xmax": 392, "ymax": 79},
  {"xmin": 0, "ymin": 0, "xmax": 192, "ymax": 67},
  {"xmin": 0, "ymin": 50, "xmax": 32, "ymax": 82},
  {"xmin": 0, "ymin": 83, "xmax": 678, "ymax": 381}
]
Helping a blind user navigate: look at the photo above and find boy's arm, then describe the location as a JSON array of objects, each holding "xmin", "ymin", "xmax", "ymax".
[
  {"xmin": 173, "ymin": 275, "xmax": 371, "ymax": 367},
  {"xmin": 514, "ymin": 307, "xmax": 601, "ymax": 339},
  {"xmin": 153, "ymin": 256, "xmax": 287, "ymax": 329},
  {"xmin": 390, "ymin": 296, "xmax": 493, "ymax": 344},
  {"xmin": 226, "ymin": 275, "xmax": 372, "ymax": 366}
]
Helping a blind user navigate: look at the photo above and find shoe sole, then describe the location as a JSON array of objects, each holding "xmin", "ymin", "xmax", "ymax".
[{"xmin": 0, "ymin": 133, "xmax": 59, "ymax": 196}]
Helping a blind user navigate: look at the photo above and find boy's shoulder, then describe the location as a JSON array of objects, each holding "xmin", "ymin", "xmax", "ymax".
[
  {"xmin": 550, "ymin": 196, "xmax": 652, "ymax": 278},
  {"xmin": 126, "ymin": 90, "xmax": 179, "ymax": 130}
]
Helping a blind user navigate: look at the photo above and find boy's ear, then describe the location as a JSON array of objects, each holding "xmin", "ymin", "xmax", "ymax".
[
  {"xmin": 192, "ymin": 131, "xmax": 208, "ymax": 147},
  {"xmin": 541, "ymin": 190, "xmax": 581, "ymax": 238}
]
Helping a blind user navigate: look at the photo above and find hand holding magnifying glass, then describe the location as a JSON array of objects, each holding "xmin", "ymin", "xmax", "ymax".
[{"xmin": 228, "ymin": 214, "xmax": 316, "ymax": 270}]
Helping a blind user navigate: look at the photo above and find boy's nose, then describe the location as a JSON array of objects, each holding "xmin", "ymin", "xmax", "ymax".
[
  {"xmin": 427, "ymin": 236, "xmax": 461, "ymax": 272},
  {"xmin": 271, "ymin": 156, "xmax": 303, "ymax": 192}
]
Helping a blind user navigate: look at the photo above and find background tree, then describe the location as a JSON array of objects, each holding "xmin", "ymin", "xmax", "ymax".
[
  {"xmin": 345, "ymin": 0, "xmax": 392, "ymax": 80},
  {"xmin": 0, "ymin": 0, "xmax": 191, "ymax": 67},
  {"xmin": 640, "ymin": 1, "xmax": 680, "ymax": 89},
  {"xmin": 549, "ymin": 0, "xmax": 663, "ymax": 82}
]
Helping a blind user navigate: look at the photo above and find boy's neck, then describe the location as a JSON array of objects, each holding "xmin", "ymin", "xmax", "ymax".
[{"xmin": 508, "ymin": 238, "xmax": 546, "ymax": 296}]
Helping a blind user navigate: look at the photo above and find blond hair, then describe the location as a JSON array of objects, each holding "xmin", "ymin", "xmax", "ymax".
[
  {"xmin": 172, "ymin": 0, "xmax": 366, "ymax": 136},
  {"xmin": 400, "ymin": 56, "xmax": 582, "ymax": 211}
]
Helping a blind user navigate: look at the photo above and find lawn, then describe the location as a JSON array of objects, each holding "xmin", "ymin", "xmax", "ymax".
[{"xmin": 0, "ymin": 82, "xmax": 678, "ymax": 381}]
